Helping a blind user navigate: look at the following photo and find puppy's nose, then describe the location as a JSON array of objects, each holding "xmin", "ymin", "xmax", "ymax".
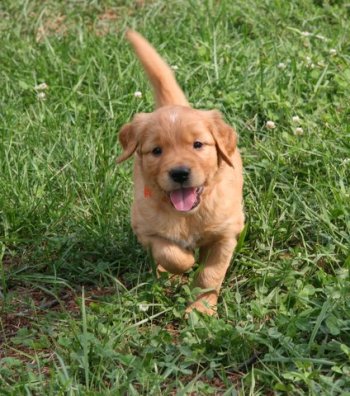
[{"xmin": 169, "ymin": 167, "xmax": 191, "ymax": 184}]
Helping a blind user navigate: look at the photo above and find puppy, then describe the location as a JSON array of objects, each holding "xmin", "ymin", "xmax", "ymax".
[{"xmin": 117, "ymin": 30, "xmax": 244, "ymax": 315}]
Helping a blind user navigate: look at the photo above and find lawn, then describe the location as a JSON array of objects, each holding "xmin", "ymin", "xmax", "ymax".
[{"xmin": 0, "ymin": 0, "xmax": 349, "ymax": 394}]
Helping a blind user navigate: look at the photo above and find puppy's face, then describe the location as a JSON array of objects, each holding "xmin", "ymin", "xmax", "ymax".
[{"xmin": 117, "ymin": 106, "xmax": 237, "ymax": 212}]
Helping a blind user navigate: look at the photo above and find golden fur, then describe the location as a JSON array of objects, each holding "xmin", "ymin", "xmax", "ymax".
[{"xmin": 117, "ymin": 30, "xmax": 244, "ymax": 315}]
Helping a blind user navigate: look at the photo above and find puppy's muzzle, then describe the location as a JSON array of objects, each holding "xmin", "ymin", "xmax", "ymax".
[{"xmin": 169, "ymin": 166, "xmax": 191, "ymax": 184}]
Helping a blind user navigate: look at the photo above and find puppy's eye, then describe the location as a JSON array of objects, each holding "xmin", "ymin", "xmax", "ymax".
[
  {"xmin": 193, "ymin": 141, "xmax": 203, "ymax": 149},
  {"xmin": 152, "ymin": 147, "xmax": 162, "ymax": 156}
]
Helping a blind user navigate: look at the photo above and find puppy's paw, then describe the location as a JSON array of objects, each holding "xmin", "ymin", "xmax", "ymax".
[
  {"xmin": 156, "ymin": 264, "xmax": 187, "ymax": 285},
  {"xmin": 185, "ymin": 299, "xmax": 217, "ymax": 316},
  {"xmin": 156, "ymin": 264, "xmax": 168, "ymax": 278}
]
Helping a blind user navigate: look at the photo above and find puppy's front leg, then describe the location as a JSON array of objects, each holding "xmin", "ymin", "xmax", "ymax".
[
  {"xmin": 187, "ymin": 238, "xmax": 237, "ymax": 315},
  {"xmin": 147, "ymin": 236, "xmax": 195, "ymax": 275}
]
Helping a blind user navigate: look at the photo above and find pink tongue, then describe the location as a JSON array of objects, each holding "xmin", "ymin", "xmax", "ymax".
[{"xmin": 170, "ymin": 188, "xmax": 197, "ymax": 211}]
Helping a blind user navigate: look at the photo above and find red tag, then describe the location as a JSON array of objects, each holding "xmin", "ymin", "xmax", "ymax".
[{"xmin": 144, "ymin": 186, "xmax": 152, "ymax": 198}]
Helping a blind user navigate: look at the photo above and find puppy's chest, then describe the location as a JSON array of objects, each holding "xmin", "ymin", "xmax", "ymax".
[
  {"xmin": 170, "ymin": 232, "xmax": 201, "ymax": 251},
  {"xmin": 157, "ymin": 217, "xmax": 218, "ymax": 251}
]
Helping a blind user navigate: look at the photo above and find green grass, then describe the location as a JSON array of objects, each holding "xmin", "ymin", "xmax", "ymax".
[{"xmin": 0, "ymin": 0, "xmax": 349, "ymax": 394}]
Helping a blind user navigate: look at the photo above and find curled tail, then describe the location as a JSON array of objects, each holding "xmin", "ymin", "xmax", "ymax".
[{"xmin": 126, "ymin": 30, "xmax": 189, "ymax": 108}]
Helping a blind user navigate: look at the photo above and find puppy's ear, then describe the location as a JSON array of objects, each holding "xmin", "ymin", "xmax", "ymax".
[
  {"xmin": 207, "ymin": 110, "xmax": 237, "ymax": 167},
  {"xmin": 116, "ymin": 123, "xmax": 137, "ymax": 164},
  {"xmin": 116, "ymin": 113, "xmax": 150, "ymax": 164}
]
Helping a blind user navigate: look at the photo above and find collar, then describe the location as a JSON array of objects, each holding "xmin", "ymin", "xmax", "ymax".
[
  {"xmin": 144, "ymin": 186, "xmax": 152, "ymax": 198},
  {"xmin": 144, "ymin": 185, "xmax": 168, "ymax": 203}
]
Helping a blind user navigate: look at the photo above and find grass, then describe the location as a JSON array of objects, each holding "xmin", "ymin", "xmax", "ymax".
[{"xmin": 0, "ymin": 0, "xmax": 349, "ymax": 394}]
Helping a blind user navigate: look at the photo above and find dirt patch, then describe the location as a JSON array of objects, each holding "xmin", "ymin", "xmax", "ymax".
[
  {"xmin": 0, "ymin": 285, "xmax": 116, "ymax": 359},
  {"xmin": 34, "ymin": 2, "xmax": 155, "ymax": 41},
  {"xmin": 36, "ymin": 14, "xmax": 68, "ymax": 42},
  {"xmin": 165, "ymin": 371, "xmax": 243, "ymax": 395},
  {"xmin": 94, "ymin": 9, "xmax": 119, "ymax": 37}
]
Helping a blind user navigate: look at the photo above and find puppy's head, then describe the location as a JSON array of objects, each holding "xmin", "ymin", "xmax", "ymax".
[{"xmin": 117, "ymin": 106, "xmax": 237, "ymax": 212}]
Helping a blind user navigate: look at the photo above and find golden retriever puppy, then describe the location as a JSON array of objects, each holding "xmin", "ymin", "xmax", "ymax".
[{"xmin": 117, "ymin": 30, "xmax": 244, "ymax": 315}]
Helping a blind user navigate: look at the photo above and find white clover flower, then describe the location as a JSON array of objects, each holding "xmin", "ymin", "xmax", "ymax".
[
  {"xmin": 134, "ymin": 90, "xmax": 142, "ymax": 98},
  {"xmin": 138, "ymin": 303, "xmax": 149, "ymax": 312},
  {"xmin": 329, "ymin": 48, "xmax": 337, "ymax": 56},
  {"xmin": 266, "ymin": 120, "xmax": 276, "ymax": 129},
  {"xmin": 306, "ymin": 58, "xmax": 315, "ymax": 68},
  {"xmin": 301, "ymin": 31, "xmax": 311, "ymax": 37},
  {"xmin": 37, "ymin": 91, "xmax": 46, "ymax": 100},
  {"xmin": 342, "ymin": 158, "xmax": 350, "ymax": 165},
  {"xmin": 315, "ymin": 34, "xmax": 326, "ymax": 41},
  {"xmin": 171, "ymin": 65, "xmax": 179, "ymax": 71},
  {"xmin": 292, "ymin": 115, "xmax": 301, "ymax": 124},
  {"xmin": 277, "ymin": 62, "xmax": 286, "ymax": 70},
  {"xmin": 34, "ymin": 82, "xmax": 48, "ymax": 90},
  {"xmin": 294, "ymin": 127, "xmax": 304, "ymax": 136}
]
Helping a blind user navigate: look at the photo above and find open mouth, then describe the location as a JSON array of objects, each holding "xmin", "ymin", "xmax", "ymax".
[{"xmin": 169, "ymin": 186, "xmax": 203, "ymax": 212}]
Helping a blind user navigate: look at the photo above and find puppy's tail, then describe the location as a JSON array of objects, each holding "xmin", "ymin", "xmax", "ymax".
[{"xmin": 126, "ymin": 30, "xmax": 189, "ymax": 108}]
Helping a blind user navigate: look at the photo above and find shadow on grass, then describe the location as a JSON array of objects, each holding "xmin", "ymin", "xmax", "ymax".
[{"xmin": 3, "ymin": 222, "xmax": 150, "ymax": 293}]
